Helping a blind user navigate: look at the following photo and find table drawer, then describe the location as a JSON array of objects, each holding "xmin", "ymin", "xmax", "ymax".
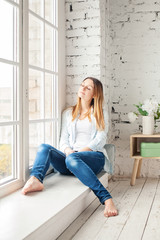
[{"xmin": 141, "ymin": 142, "xmax": 160, "ymax": 157}]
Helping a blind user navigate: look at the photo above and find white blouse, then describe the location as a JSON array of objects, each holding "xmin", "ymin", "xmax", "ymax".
[{"xmin": 73, "ymin": 117, "xmax": 92, "ymax": 151}]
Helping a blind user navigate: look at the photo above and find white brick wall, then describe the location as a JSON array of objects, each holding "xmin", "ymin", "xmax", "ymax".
[
  {"xmin": 65, "ymin": 0, "xmax": 160, "ymax": 178},
  {"xmin": 65, "ymin": 0, "xmax": 109, "ymax": 107},
  {"xmin": 110, "ymin": 0, "xmax": 160, "ymax": 178}
]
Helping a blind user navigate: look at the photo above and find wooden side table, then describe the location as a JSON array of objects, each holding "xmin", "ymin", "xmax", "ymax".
[{"xmin": 130, "ymin": 133, "xmax": 160, "ymax": 186}]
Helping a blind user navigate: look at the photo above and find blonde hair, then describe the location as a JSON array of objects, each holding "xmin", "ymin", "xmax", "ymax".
[{"xmin": 72, "ymin": 77, "xmax": 105, "ymax": 130}]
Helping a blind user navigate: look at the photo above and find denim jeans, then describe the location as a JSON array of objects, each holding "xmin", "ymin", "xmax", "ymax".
[{"xmin": 30, "ymin": 144, "xmax": 112, "ymax": 204}]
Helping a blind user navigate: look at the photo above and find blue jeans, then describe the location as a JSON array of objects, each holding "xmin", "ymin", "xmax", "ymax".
[{"xmin": 30, "ymin": 144, "xmax": 112, "ymax": 204}]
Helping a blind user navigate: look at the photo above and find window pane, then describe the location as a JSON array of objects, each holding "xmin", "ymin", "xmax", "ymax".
[
  {"xmin": 0, "ymin": 1, "xmax": 19, "ymax": 62},
  {"xmin": 13, "ymin": 6, "xmax": 19, "ymax": 63},
  {"xmin": 55, "ymin": 0, "xmax": 58, "ymax": 27},
  {"xmin": 53, "ymin": 120, "xmax": 58, "ymax": 147},
  {"xmin": 45, "ymin": 0, "xmax": 53, "ymax": 24},
  {"xmin": 29, "ymin": 69, "xmax": 43, "ymax": 120},
  {"xmin": 54, "ymin": 30, "xmax": 58, "ymax": 72},
  {"xmin": 45, "ymin": 74, "xmax": 52, "ymax": 119},
  {"xmin": 14, "ymin": 66, "xmax": 19, "ymax": 121},
  {"xmin": 45, "ymin": 122, "xmax": 52, "ymax": 145},
  {"xmin": 29, "ymin": 0, "xmax": 43, "ymax": 18},
  {"xmin": 29, "ymin": 123, "xmax": 44, "ymax": 166},
  {"xmin": 29, "ymin": 14, "xmax": 43, "ymax": 67},
  {"xmin": 0, "ymin": 126, "xmax": 13, "ymax": 182},
  {"xmin": 45, "ymin": 25, "xmax": 54, "ymax": 71},
  {"xmin": 45, "ymin": 0, "xmax": 57, "ymax": 26},
  {"xmin": 0, "ymin": 63, "xmax": 13, "ymax": 122},
  {"xmin": 54, "ymin": 75, "xmax": 58, "ymax": 118}
]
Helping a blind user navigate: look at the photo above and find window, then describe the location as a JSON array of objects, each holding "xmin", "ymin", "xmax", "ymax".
[
  {"xmin": 28, "ymin": 0, "xmax": 58, "ymax": 166},
  {"xmin": 0, "ymin": 0, "xmax": 65, "ymax": 198},
  {"xmin": 0, "ymin": 0, "xmax": 22, "ymax": 190}
]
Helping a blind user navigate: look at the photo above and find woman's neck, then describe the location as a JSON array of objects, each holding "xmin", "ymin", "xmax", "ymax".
[{"xmin": 80, "ymin": 100, "xmax": 91, "ymax": 113}]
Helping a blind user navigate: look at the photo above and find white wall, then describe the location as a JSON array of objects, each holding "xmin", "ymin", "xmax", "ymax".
[
  {"xmin": 110, "ymin": 0, "xmax": 160, "ymax": 178},
  {"xmin": 65, "ymin": 0, "xmax": 109, "ymax": 107},
  {"xmin": 65, "ymin": 0, "xmax": 160, "ymax": 178}
]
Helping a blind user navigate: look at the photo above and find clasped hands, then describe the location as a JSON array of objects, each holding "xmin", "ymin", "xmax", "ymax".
[{"xmin": 64, "ymin": 147, "xmax": 92, "ymax": 156}]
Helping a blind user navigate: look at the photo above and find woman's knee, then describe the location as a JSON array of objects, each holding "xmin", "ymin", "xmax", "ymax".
[
  {"xmin": 65, "ymin": 153, "xmax": 78, "ymax": 170},
  {"xmin": 38, "ymin": 143, "xmax": 51, "ymax": 153}
]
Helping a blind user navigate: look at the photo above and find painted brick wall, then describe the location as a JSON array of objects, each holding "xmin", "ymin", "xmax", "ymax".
[
  {"xmin": 110, "ymin": 0, "xmax": 160, "ymax": 177},
  {"xmin": 65, "ymin": 0, "xmax": 160, "ymax": 178},
  {"xmin": 65, "ymin": 0, "xmax": 109, "ymax": 107}
]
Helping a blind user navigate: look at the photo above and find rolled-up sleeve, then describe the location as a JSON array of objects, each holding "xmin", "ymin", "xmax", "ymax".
[
  {"xmin": 59, "ymin": 109, "xmax": 71, "ymax": 152},
  {"xmin": 87, "ymin": 110, "xmax": 108, "ymax": 151}
]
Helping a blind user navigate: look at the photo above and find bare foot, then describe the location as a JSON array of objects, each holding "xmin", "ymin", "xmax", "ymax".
[
  {"xmin": 104, "ymin": 198, "xmax": 118, "ymax": 217},
  {"xmin": 21, "ymin": 176, "xmax": 44, "ymax": 195}
]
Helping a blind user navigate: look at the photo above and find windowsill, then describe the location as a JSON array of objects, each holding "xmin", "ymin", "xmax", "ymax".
[{"xmin": 0, "ymin": 171, "xmax": 108, "ymax": 240}]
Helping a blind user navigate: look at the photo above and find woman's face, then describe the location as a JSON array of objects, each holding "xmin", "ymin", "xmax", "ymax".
[{"xmin": 78, "ymin": 78, "xmax": 95, "ymax": 102}]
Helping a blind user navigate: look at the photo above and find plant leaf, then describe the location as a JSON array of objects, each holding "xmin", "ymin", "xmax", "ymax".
[{"xmin": 137, "ymin": 107, "xmax": 148, "ymax": 116}]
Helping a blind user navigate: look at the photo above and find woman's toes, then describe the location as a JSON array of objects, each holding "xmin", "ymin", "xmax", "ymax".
[
  {"xmin": 104, "ymin": 198, "xmax": 118, "ymax": 217},
  {"xmin": 21, "ymin": 177, "xmax": 44, "ymax": 195}
]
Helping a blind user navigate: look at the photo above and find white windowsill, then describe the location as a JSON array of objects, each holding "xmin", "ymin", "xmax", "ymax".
[{"xmin": 0, "ymin": 171, "xmax": 108, "ymax": 240}]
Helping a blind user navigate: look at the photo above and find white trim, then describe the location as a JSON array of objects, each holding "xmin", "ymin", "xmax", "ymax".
[
  {"xmin": 29, "ymin": 118, "xmax": 58, "ymax": 123},
  {"xmin": 0, "ymin": 121, "xmax": 21, "ymax": 126},
  {"xmin": 3, "ymin": 0, "xmax": 19, "ymax": 8},
  {"xmin": 0, "ymin": 179, "xmax": 24, "ymax": 198},
  {"xmin": 18, "ymin": 0, "xmax": 23, "ymax": 183},
  {"xmin": 57, "ymin": 0, "xmax": 66, "ymax": 140},
  {"xmin": 22, "ymin": 0, "xmax": 29, "ymax": 183},
  {"xmin": 29, "ymin": 64, "xmax": 58, "ymax": 75},
  {"xmin": 43, "ymin": 0, "xmax": 45, "ymax": 145},
  {"xmin": 0, "ymin": 58, "xmax": 19, "ymax": 66},
  {"xmin": 0, "ymin": 0, "xmax": 24, "ymax": 197}
]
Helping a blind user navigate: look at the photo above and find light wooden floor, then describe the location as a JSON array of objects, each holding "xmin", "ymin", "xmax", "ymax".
[{"xmin": 57, "ymin": 178, "xmax": 160, "ymax": 240}]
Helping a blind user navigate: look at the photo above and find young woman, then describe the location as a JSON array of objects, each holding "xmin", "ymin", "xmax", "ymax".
[{"xmin": 22, "ymin": 77, "xmax": 118, "ymax": 217}]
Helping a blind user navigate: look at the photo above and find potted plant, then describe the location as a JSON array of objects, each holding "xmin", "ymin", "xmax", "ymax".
[{"xmin": 128, "ymin": 98, "xmax": 160, "ymax": 134}]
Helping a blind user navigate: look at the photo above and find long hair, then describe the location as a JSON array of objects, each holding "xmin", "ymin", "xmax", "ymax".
[{"xmin": 72, "ymin": 77, "xmax": 105, "ymax": 130}]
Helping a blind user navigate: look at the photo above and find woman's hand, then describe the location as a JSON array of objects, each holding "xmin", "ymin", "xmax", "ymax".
[
  {"xmin": 64, "ymin": 147, "xmax": 75, "ymax": 156},
  {"xmin": 78, "ymin": 147, "xmax": 92, "ymax": 152}
]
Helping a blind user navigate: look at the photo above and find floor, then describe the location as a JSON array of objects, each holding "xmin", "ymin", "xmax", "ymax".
[{"xmin": 57, "ymin": 177, "xmax": 160, "ymax": 240}]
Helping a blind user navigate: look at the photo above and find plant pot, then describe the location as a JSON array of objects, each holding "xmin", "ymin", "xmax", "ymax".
[{"xmin": 142, "ymin": 116, "xmax": 154, "ymax": 135}]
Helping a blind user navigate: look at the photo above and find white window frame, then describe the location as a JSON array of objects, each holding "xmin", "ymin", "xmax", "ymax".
[
  {"xmin": 0, "ymin": 0, "xmax": 65, "ymax": 198},
  {"xmin": 0, "ymin": 0, "xmax": 23, "ymax": 198}
]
